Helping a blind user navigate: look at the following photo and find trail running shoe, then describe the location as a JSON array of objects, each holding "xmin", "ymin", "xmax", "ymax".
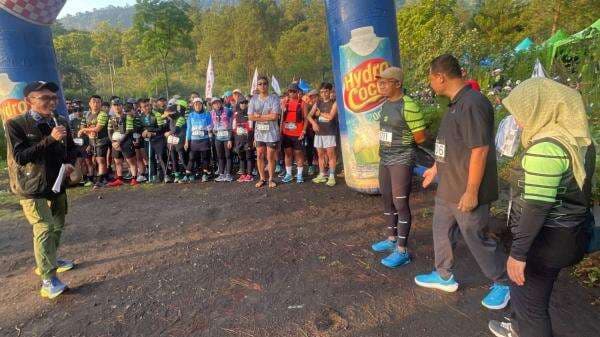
[
  {"xmin": 482, "ymin": 283, "xmax": 510, "ymax": 310},
  {"xmin": 180, "ymin": 175, "xmax": 189, "ymax": 183},
  {"xmin": 275, "ymin": 164, "xmax": 282, "ymax": 174},
  {"xmin": 201, "ymin": 174, "xmax": 209, "ymax": 182},
  {"xmin": 281, "ymin": 174, "xmax": 293, "ymax": 183},
  {"xmin": 488, "ymin": 320, "xmax": 518, "ymax": 337},
  {"xmin": 136, "ymin": 175, "xmax": 147, "ymax": 183},
  {"xmin": 130, "ymin": 178, "xmax": 139, "ymax": 186},
  {"xmin": 163, "ymin": 176, "xmax": 172, "ymax": 184},
  {"xmin": 84, "ymin": 180, "xmax": 94, "ymax": 187},
  {"xmin": 371, "ymin": 239, "xmax": 397, "ymax": 252},
  {"xmin": 312, "ymin": 174, "xmax": 327, "ymax": 184},
  {"xmin": 381, "ymin": 249, "xmax": 411, "ymax": 268},
  {"xmin": 414, "ymin": 271, "xmax": 459, "ymax": 292},
  {"xmin": 307, "ymin": 165, "xmax": 316, "ymax": 176},
  {"xmin": 296, "ymin": 175, "xmax": 304, "ymax": 184},
  {"xmin": 40, "ymin": 276, "xmax": 67, "ymax": 299},
  {"xmin": 214, "ymin": 174, "xmax": 224, "ymax": 182},
  {"xmin": 107, "ymin": 178, "xmax": 124, "ymax": 187},
  {"xmin": 223, "ymin": 174, "xmax": 234, "ymax": 182},
  {"xmin": 244, "ymin": 174, "xmax": 254, "ymax": 182},
  {"xmin": 326, "ymin": 176, "xmax": 336, "ymax": 187}
]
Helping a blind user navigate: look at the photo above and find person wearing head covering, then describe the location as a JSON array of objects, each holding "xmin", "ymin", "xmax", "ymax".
[
  {"xmin": 164, "ymin": 104, "xmax": 188, "ymax": 183},
  {"xmin": 106, "ymin": 99, "xmax": 139, "ymax": 187},
  {"xmin": 488, "ymin": 78, "xmax": 595, "ymax": 337},
  {"xmin": 210, "ymin": 97, "xmax": 234, "ymax": 181},
  {"xmin": 185, "ymin": 97, "xmax": 213, "ymax": 182},
  {"xmin": 232, "ymin": 98, "xmax": 254, "ymax": 182}
]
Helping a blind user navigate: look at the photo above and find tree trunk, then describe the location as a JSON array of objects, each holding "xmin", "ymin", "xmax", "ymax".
[
  {"xmin": 551, "ymin": 1, "xmax": 561, "ymax": 35},
  {"xmin": 161, "ymin": 58, "xmax": 170, "ymax": 98}
]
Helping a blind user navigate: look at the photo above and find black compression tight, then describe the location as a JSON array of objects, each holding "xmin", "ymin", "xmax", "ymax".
[
  {"xmin": 379, "ymin": 164, "xmax": 413, "ymax": 247},
  {"xmin": 237, "ymin": 149, "xmax": 254, "ymax": 175},
  {"xmin": 214, "ymin": 140, "xmax": 232, "ymax": 175},
  {"xmin": 187, "ymin": 150, "xmax": 210, "ymax": 173}
]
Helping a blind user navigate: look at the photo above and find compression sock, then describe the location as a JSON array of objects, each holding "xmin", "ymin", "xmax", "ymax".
[
  {"xmin": 297, "ymin": 166, "xmax": 304, "ymax": 176},
  {"xmin": 286, "ymin": 166, "xmax": 292, "ymax": 175}
]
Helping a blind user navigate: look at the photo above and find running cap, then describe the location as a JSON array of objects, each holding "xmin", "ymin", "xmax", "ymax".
[
  {"xmin": 23, "ymin": 81, "xmax": 59, "ymax": 96},
  {"xmin": 375, "ymin": 67, "xmax": 403, "ymax": 82}
]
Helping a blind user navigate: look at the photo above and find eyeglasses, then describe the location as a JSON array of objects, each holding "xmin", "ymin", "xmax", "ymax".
[
  {"xmin": 377, "ymin": 79, "xmax": 398, "ymax": 86},
  {"xmin": 257, "ymin": 82, "xmax": 268, "ymax": 86},
  {"xmin": 30, "ymin": 95, "xmax": 59, "ymax": 102}
]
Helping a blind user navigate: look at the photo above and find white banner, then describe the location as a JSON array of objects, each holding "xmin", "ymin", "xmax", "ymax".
[
  {"xmin": 205, "ymin": 55, "xmax": 214, "ymax": 98},
  {"xmin": 531, "ymin": 58, "xmax": 547, "ymax": 78},
  {"xmin": 271, "ymin": 75, "xmax": 281, "ymax": 96},
  {"xmin": 250, "ymin": 68, "xmax": 258, "ymax": 94}
]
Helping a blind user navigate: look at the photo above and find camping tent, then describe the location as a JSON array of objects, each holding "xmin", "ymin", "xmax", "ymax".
[{"xmin": 514, "ymin": 37, "xmax": 534, "ymax": 53}]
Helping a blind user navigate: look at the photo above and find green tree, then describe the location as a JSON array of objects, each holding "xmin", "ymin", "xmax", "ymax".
[
  {"xmin": 90, "ymin": 22, "xmax": 123, "ymax": 96},
  {"xmin": 54, "ymin": 31, "xmax": 95, "ymax": 98},
  {"xmin": 524, "ymin": 0, "xmax": 600, "ymax": 38},
  {"xmin": 471, "ymin": 0, "xmax": 528, "ymax": 53},
  {"xmin": 133, "ymin": 0, "xmax": 193, "ymax": 98}
]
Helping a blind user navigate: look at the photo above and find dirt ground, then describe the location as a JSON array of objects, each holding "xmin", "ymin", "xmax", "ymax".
[{"xmin": 0, "ymin": 178, "xmax": 599, "ymax": 337}]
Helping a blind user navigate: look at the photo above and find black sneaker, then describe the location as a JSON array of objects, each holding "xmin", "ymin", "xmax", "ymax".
[{"xmin": 489, "ymin": 320, "xmax": 518, "ymax": 337}]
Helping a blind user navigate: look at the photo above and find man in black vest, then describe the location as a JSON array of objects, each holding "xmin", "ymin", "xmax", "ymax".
[{"xmin": 5, "ymin": 81, "xmax": 78, "ymax": 299}]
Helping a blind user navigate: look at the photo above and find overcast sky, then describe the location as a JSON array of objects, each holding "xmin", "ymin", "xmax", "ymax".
[{"xmin": 58, "ymin": 0, "xmax": 137, "ymax": 18}]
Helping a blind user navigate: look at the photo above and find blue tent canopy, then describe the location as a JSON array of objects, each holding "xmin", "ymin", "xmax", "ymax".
[{"xmin": 514, "ymin": 37, "xmax": 534, "ymax": 53}]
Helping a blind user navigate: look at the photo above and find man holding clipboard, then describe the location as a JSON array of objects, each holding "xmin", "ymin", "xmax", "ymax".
[{"xmin": 4, "ymin": 81, "xmax": 79, "ymax": 299}]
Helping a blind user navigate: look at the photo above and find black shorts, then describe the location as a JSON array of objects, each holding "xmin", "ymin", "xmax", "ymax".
[
  {"xmin": 255, "ymin": 141, "xmax": 279, "ymax": 149},
  {"xmin": 114, "ymin": 139, "xmax": 136, "ymax": 159},
  {"xmin": 282, "ymin": 135, "xmax": 304, "ymax": 151},
  {"xmin": 93, "ymin": 143, "xmax": 110, "ymax": 158},
  {"xmin": 133, "ymin": 137, "xmax": 143, "ymax": 149}
]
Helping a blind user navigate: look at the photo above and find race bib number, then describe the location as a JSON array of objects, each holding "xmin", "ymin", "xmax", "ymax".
[
  {"xmin": 111, "ymin": 132, "xmax": 124, "ymax": 142},
  {"xmin": 133, "ymin": 133, "xmax": 141, "ymax": 139},
  {"xmin": 434, "ymin": 138, "xmax": 446, "ymax": 163},
  {"xmin": 318, "ymin": 116, "xmax": 329, "ymax": 123},
  {"xmin": 284, "ymin": 122, "xmax": 297, "ymax": 130},
  {"xmin": 167, "ymin": 135, "xmax": 180, "ymax": 145},
  {"xmin": 191, "ymin": 127, "xmax": 206, "ymax": 137},
  {"xmin": 216, "ymin": 130, "xmax": 229, "ymax": 139},
  {"xmin": 236, "ymin": 127, "xmax": 248, "ymax": 135},
  {"xmin": 379, "ymin": 130, "xmax": 392, "ymax": 145},
  {"xmin": 256, "ymin": 123, "xmax": 270, "ymax": 132},
  {"xmin": 74, "ymin": 138, "xmax": 84, "ymax": 146}
]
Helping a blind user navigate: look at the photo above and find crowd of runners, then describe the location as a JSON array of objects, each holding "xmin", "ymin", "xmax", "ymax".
[
  {"xmin": 5, "ymin": 53, "xmax": 597, "ymax": 337},
  {"xmin": 65, "ymin": 77, "xmax": 340, "ymax": 190}
]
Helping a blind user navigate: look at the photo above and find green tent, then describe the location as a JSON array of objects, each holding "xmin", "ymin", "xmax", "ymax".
[
  {"xmin": 543, "ymin": 29, "xmax": 568, "ymax": 47},
  {"xmin": 514, "ymin": 37, "xmax": 534, "ymax": 53}
]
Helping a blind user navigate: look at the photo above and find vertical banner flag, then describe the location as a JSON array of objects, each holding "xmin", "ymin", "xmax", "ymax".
[
  {"xmin": 250, "ymin": 68, "xmax": 258, "ymax": 94},
  {"xmin": 531, "ymin": 58, "xmax": 547, "ymax": 78},
  {"xmin": 0, "ymin": 0, "xmax": 68, "ymax": 121},
  {"xmin": 271, "ymin": 75, "xmax": 281, "ymax": 96},
  {"xmin": 205, "ymin": 55, "xmax": 214, "ymax": 98}
]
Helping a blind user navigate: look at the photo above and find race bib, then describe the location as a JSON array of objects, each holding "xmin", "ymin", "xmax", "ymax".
[
  {"xmin": 379, "ymin": 130, "xmax": 392, "ymax": 145},
  {"xmin": 111, "ymin": 132, "xmax": 124, "ymax": 142},
  {"xmin": 73, "ymin": 138, "xmax": 84, "ymax": 146},
  {"xmin": 284, "ymin": 122, "xmax": 297, "ymax": 130},
  {"xmin": 236, "ymin": 127, "xmax": 248, "ymax": 135},
  {"xmin": 216, "ymin": 130, "xmax": 229, "ymax": 139},
  {"xmin": 167, "ymin": 135, "xmax": 180, "ymax": 145},
  {"xmin": 191, "ymin": 127, "xmax": 206, "ymax": 137},
  {"xmin": 434, "ymin": 138, "xmax": 446, "ymax": 163},
  {"xmin": 256, "ymin": 123, "xmax": 270, "ymax": 132},
  {"xmin": 133, "ymin": 133, "xmax": 141, "ymax": 139},
  {"xmin": 318, "ymin": 116, "xmax": 329, "ymax": 123}
]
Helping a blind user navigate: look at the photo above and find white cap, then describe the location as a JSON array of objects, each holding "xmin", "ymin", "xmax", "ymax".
[{"xmin": 192, "ymin": 97, "xmax": 203, "ymax": 103}]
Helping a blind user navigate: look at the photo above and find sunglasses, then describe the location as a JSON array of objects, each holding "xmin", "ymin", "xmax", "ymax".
[{"xmin": 30, "ymin": 95, "xmax": 59, "ymax": 102}]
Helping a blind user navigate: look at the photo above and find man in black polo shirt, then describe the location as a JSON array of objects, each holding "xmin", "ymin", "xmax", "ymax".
[{"xmin": 414, "ymin": 54, "xmax": 509, "ymax": 310}]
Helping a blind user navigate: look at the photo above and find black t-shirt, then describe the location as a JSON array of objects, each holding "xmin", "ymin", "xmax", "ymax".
[{"xmin": 434, "ymin": 86, "xmax": 498, "ymax": 205}]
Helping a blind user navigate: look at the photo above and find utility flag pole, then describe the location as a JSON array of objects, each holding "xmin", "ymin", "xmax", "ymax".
[
  {"xmin": 205, "ymin": 55, "xmax": 214, "ymax": 98},
  {"xmin": 250, "ymin": 68, "xmax": 258, "ymax": 94},
  {"xmin": 271, "ymin": 75, "xmax": 281, "ymax": 96}
]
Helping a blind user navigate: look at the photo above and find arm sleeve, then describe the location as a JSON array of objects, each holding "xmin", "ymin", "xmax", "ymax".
[
  {"xmin": 460, "ymin": 99, "xmax": 493, "ymax": 149},
  {"xmin": 96, "ymin": 112, "xmax": 109, "ymax": 130},
  {"xmin": 403, "ymin": 98, "xmax": 426, "ymax": 133},
  {"xmin": 6, "ymin": 119, "xmax": 56, "ymax": 166},
  {"xmin": 510, "ymin": 142, "xmax": 569, "ymax": 261},
  {"xmin": 186, "ymin": 116, "xmax": 192, "ymax": 141}
]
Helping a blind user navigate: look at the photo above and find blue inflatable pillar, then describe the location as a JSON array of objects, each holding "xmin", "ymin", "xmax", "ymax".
[
  {"xmin": 325, "ymin": 0, "xmax": 401, "ymax": 194},
  {"xmin": 0, "ymin": 0, "xmax": 67, "ymax": 122}
]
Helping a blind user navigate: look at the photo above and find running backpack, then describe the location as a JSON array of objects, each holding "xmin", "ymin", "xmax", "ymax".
[{"xmin": 285, "ymin": 99, "xmax": 304, "ymax": 123}]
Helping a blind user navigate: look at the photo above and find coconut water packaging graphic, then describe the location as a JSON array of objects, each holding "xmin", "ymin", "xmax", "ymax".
[
  {"xmin": 0, "ymin": 0, "xmax": 67, "ymax": 122},
  {"xmin": 325, "ymin": 0, "xmax": 401, "ymax": 194}
]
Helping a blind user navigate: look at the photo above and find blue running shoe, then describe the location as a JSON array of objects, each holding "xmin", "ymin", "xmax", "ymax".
[
  {"xmin": 282, "ymin": 174, "xmax": 293, "ymax": 183},
  {"xmin": 482, "ymin": 283, "xmax": 510, "ymax": 310},
  {"xmin": 40, "ymin": 276, "xmax": 67, "ymax": 299},
  {"xmin": 371, "ymin": 239, "xmax": 397, "ymax": 252},
  {"xmin": 414, "ymin": 271, "xmax": 459, "ymax": 292},
  {"xmin": 381, "ymin": 249, "xmax": 411, "ymax": 268},
  {"xmin": 296, "ymin": 175, "xmax": 304, "ymax": 184}
]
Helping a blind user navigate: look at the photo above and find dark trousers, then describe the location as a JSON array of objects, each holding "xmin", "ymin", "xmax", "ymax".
[
  {"xmin": 238, "ymin": 148, "xmax": 254, "ymax": 175},
  {"xmin": 169, "ymin": 145, "xmax": 187, "ymax": 173},
  {"xmin": 511, "ymin": 263, "xmax": 560, "ymax": 337},
  {"xmin": 510, "ymin": 225, "xmax": 589, "ymax": 337},
  {"xmin": 305, "ymin": 133, "xmax": 315, "ymax": 166},
  {"xmin": 379, "ymin": 164, "xmax": 413, "ymax": 247},
  {"xmin": 214, "ymin": 140, "xmax": 232, "ymax": 175},
  {"xmin": 187, "ymin": 150, "xmax": 210, "ymax": 174},
  {"xmin": 149, "ymin": 138, "xmax": 168, "ymax": 179}
]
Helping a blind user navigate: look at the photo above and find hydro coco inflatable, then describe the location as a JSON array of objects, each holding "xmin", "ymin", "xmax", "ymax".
[
  {"xmin": 0, "ymin": 0, "xmax": 67, "ymax": 122},
  {"xmin": 325, "ymin": 0, "xmax": 401, "ymax": 194}
]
